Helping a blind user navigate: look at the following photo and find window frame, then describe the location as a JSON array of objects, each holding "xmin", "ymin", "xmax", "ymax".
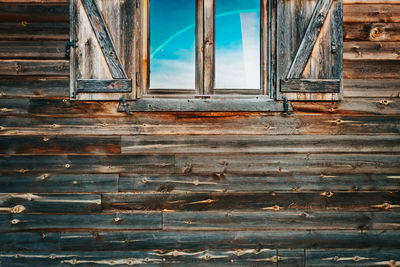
[{"xmin": 138, "ymin": 0, "xmax": 271, "ymax": 99}]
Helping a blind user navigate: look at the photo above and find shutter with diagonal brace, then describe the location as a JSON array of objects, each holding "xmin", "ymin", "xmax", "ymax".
[
  {"xmin": 70, "ymin": 0, "xmax": 138, "ymax": 100},
  {"xmin": 276, "ymin": 0, "xmax": 343, "ymax": 101}
]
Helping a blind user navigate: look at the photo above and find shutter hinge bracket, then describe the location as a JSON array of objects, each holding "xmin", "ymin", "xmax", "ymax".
[
  {"xmin": 65, "ymin": 40, "xmax": 76, "ymax": 58},
  {"xmin": 282, "ymin": 96, "xmax": 291, "ymax": 115},
  {"xmin": 119, "ymin": 97, "xmax": 132, "ymax": 115}
]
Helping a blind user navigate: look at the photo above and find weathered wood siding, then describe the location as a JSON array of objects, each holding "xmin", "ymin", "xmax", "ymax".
[{"xmin": 0, "ymin": 0, "xmax": 399, "ymax": 266}]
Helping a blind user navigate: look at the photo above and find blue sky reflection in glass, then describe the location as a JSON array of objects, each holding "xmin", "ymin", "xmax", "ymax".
[
  {"xmin": 150, "ymin": 0, "xmax": 260, "ymax": 90},
  {"xmin": 215, "ymin": 0, "xmax": 260, "ymax": 89},
  {"xmin": 150, "ymin": 0, "xmax": 196, "ymax": 89}
]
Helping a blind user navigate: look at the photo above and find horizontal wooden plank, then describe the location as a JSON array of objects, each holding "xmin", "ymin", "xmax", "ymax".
[
  {"xmin": 0, "ymin": 250, "xmax": 277, "ymax": 266},
  {"xmin": 1, "ymin": 230, "xmax": 398, "ymax": 251},
  {"xmin": 0, "ymin": 174, "xmax": 118, "ymax": 193},
  {"xmin": 344, "ymin": 79, "xmax": 400, "ymax": 97},
  {"xmin": 119, "ymin": 173, "xmax": 400, "ymax": 193},
  {"xmin": 0, "ymin": 212, "xmax": 162, "ymax": 232},
  {"xmin": 122, "ymin": 135, "xmax": 400, "ymax": 154},
  {"xmin": 163, "ymin": 211, "xmax": 400, "ymax": 230},
  {"xmin": 175, "ymin": 154, "xmax": 400, "ymax": 175},
  {"xmin": 0, "ymin": 22, "xmax": 69, "ymax": 41},
  {"xmin": 306, "ymin": 249, "xmax": 400, "ymax": 266},
  {"xmin": 1, "ymin": 115, "xmax": 399, "ymax": 136},
  {"xmin": 0, "ymin": 193, "xmax": 101, "ymax": 213},
  {"xmin": 77, "ymin": 79, "xmax": 132, "ymax": 93},
  {"xmin": 344, "ymin": 41, "xmax": 400, "ymax": 60},
  {"xmin": 0, "ymin": 41, "xmax": 66, "ymax": 59},
  {"xmin": 0, "ymin": 99, "xmax": 29, "ymax": 115},
  {"xmin": 0, "ymin": 136, "xmax": 121, "ymax": 155},
  {"xmin": 0, "ymin": 60, "xmax": 68, "ymax": 76},
  {"xmin": 0, "ymin": 155, "xmax": 174, "ymax": 174},
  {"xmin": 0, "ymin": 78, "xmax": 69, "ymax": 98},
  {"xmin": 344, "ymin": 22, "xmax": 400, "ymax": 42},
  {"xmin": 278, "ymin": 249, "xmax": 305, "ymax": 267},
  {"xmin": 344, "ymin": 5, "xmax": 400, "ymax": 23},
  {"xmin": 344, "ymin": 60, "xmax": 400, "ymax": 79},
  {"xmin": 123, "ymin": 98, "xmax": 289, "ymax": 112},
  {"xmin": 291, "ymin": 98, "xmax": 400, "ymax": 115},
  {"xmin": 102, "ymin": 192, "xmax": 400, "ymax": 212},
  {"xmin": 26, "ymin": 98, "xmax": 400, "ymax": 116},
  {"xmin": 0, "ymin": 3, "xmax": 68, "ymax": 22},
  {"xmin": 280, "ymin": 79, "xmax": 341, "ymax": 93}
]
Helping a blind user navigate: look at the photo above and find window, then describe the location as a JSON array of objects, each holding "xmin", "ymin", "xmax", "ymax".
[{"xmin": 70, "ymin": 0, "xmax": 343, "ymax": 110}]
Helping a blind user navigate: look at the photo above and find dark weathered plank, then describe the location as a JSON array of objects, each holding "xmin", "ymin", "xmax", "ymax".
[
  {"xmin": 0, "ymin": 41, "xmax": 65, "ymax": 59},
  {"xmin": 119, "ymin": 173, "xmax": 400, "ymax": 192},
  {"xmin": 122, "ymin": 99, "xmax": 288, "ymax": 112},
  {"xmin": 175, "ymin": 154, "xmax": 400, "ymax": 175},
  {"xmin": 0, "ymin": 3, "xmax": 68, "ymax": 22},
  {"xmin": 0, "ymin": 155, "xmax": 173, "ymax": 174},
  {"xmin": 306, "ymin": 249, "xmax": 400, "ymax": 266},
  {"xmin": 344, "ymin": 22, "xmax": 400, "ymax": 41},
  {"xmin": 344, "ymin": 79, "xmax": 400, "ymax": 97},
  {"xmin": 0, "ymin": 99, "xmax": 29, "ymax": 115},
  {"xmin": 0, "ymin": 250, "xmax": 277, "ymax": 266},
  {"xmin": 0, "ymin": 174, "xmax": 118, "ymax": 193},
  {"xmin": 0, "ymin": 193, "xmax": 101, "ymax": 213},
  {"xmin": 0, "ymin": 22, "xmax": 69, "ymax": 41},
  {"xmin": 80, "ymin": 0, "xmax": 127, "ymax": 79},
  {"xmin": 344, "ymin": 42, "xmax": 400, "ymax": 61},
  {"xmin": 0, "ymin": 60, "xmax": 68, "ymax": 76},
  {"xmin": 344, "ymin": 4, "xmax": 400, "ymax": 23},
  {"xmin": 102, "ymin": 192, "xmax": 400, "ymax": 212},
  {"xmin": 121, "ymin": 135, "xmax": 400, "ymax": 154},
  {"xmin": 0, "ymin": 78, "xmax": 69, "ymax": 98},
  {"xmin": 277, "ymin": 249, "xmax": 305, "ymax": 267},
  {"xmin": 77, "ymin": 79, "xmax": 132, "ymax": 93},
  {"xmin": 1, "ymin": 114, "xmax": 399, "ymax": 136},
  {"xmin": 286, "ymin": 0, "xmax": 333, "ymax": 78},
  {"xmin": 163, "ymin": 211, "xmax": 400, "ymax": 230},
  {"xmin": 1, "ymin": 230, "xmax": 398, "ymax": 251},
  {"xmin": 344, "ymin": 60, "xmax": 400, "ymax": 79},
  {"xmin": 0, "ymin": 212, "xmax": 162, "ymax": 232},
  {"xmin": 0, "ymin": 136, "xmax": 121, "ymax": 155},
  {"xmin": 280, "ymin": 79, "xmax": 341, "ymax": 93},
  {"xmin": 25, "ymin": 98, "xmax": 400, "ymax": 117}
]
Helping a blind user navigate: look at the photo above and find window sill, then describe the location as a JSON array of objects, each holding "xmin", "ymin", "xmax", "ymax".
[{"xmin": 117, "ymin": 97, "xmax": 292, "ymax": 112}]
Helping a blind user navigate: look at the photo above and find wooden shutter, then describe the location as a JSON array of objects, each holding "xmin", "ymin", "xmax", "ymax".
[
  {"xmin": 276, "ymin": 0, "xmax": 343, "ymax": 101},
  {"xmin": 70, "ymin": 0, "xmax": 138, "ymax": 100}
]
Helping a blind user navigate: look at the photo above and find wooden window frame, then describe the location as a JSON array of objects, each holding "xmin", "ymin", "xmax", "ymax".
[{"xmin": 123, "ymin": 0, "xmax": 287, "ymax": 112}]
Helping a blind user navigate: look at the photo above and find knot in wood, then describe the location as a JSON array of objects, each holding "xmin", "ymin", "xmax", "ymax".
[
  {"xmin": 15, "ymin": 64, "xmax": 22, "ymax": 72},
  {"xmin": 65, "ymin": 163, "xmax": 71, "ymax": 169},
  {"xmin": 333, "ymin": 256, "xmax": 340, "ymax": 262},
  {"xmin": 18, "ymin": 169, "xmax": 28, "ymax": 174},
  {"xmin": 114, "ymin": 217, "xmax": 121, "ymax": 223},
  {"xmin": 43, "ymin": 137, "xmax": 49, "ymax": 142},
  {"xmin": 335, "ymin": 119, "xmax": 342, "ymax": 125},
  {"xmin": 49, "ymin": 254, "xmax": 56, "ymax": 259},
  {"xmin": 370, "ymin": 26, "xmax": 384, "ymax": 40},
  {"xmin": 389, "ymin": 260, "xmax": 397, "ymax": 267},
  {"xmin": 203, "ymin": 254, "xmax": 211, "ymax": 260},
  {"xmin": 127, "ymin": 259, "xmax": 134, "ymax": 265},
  {"xmin": 353, "ymin": 256, "xmax": 361, "ymax": 262},
  {"xmin": 381, "ymin": 99, "xmax": 389, "ymax": 105},
  {"xmin": 11, "ymin": 219, "xmax": 20, "ymax": 225},
  {"xmin": 41, "ymin": 233, "xmax": 46, "ymax": 239},
  {"xmin": 272, "ymin": 256, "xmax": 280, "ymax": 263},
  {"xmin": 11, "ymin": 205, "xmax": 25, "ymax": 214},
  {"xmin": 192, "ymin": 179, "xmax": 199, "ymax": 186},
  {"xmin": 73, "ymin": 180, "xmax": 78, "ymax": 185},
  {"xmin": 70, "ymin": 258, "xmax": 77, "ymax": 265},
  {"xmin": 320, "ymin": 191, "xmax": 334, "ymax": 198},
  {"xmin": 142, "ymin": 177, "xmax": 148, "ymax": 183}
]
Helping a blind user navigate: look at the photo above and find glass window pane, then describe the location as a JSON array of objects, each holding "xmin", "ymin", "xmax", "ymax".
[
  {"xmin": 215, "ymin": 0, "xmax": 260, "ymax": 89},
  {"xmin": 150, "ymin": 0, "xmax": 196, "ymax": 89}
]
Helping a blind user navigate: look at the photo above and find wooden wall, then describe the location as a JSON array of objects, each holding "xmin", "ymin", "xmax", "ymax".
[{"xmin": 0, "ymin": 0, "xmax": 399, "ymax": 266}]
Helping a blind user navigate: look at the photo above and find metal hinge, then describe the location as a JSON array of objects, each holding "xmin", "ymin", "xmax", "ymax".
[
  {"xmin": 119, "ymin": 97, "xmax": 132, "ymax": 115},
  {"xmin": 135, "ymin": 0, "xmax": 139, "ymax": 8},
  {"xmin": 331, "ymin": 41, "xmax": 337, "ymax": 54},
  {"xmin": 282, "ymin": 96, "xmax": 291, "ymax": 115},
  {"xmin": 65, "ymin": 40, "xmax": 76, "ymax": 58}
]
